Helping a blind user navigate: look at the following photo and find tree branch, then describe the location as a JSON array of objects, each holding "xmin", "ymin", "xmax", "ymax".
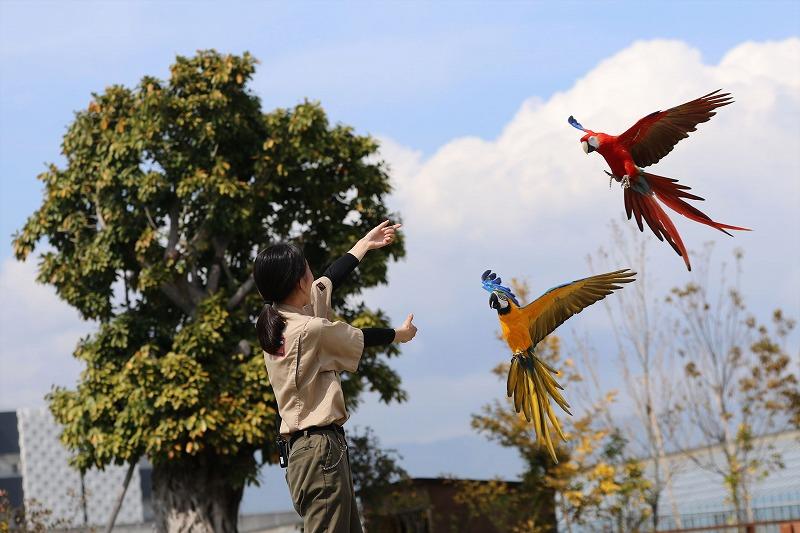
[
  {"xmin": 165, "ymin": 206, "xmax": 180, "ymax": 259},
  {"xmin": 227, "ymin": 277, "xmax": 255, "ymax": 310},
  {"xmin": 144, "ymin": 206, "xmax": 159, "ymax": 231},
  {"xmin": 95, "ymin": 202, "xmax": 107, "ymax": 231},
  {"xmin": 160, "ymin": 281, "xmax": 195, "ymax": 315},
  {"xmin": 208, "ymin": 264, "xmax": 222, "ymax": 294},
  {"xmin": 207, "ymin": 235, "xmax": 230, "ymax": 295}
]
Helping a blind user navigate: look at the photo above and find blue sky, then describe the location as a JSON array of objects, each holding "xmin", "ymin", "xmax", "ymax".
[
  {"xmin": 1, "ymin": 0, "xmax": 799, "ymax": 516},
  {"xmin": 3, "ymin": 1, "xmax": 800, "ymax": 252}
]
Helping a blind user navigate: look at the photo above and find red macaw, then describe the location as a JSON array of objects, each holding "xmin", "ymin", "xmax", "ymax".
[{"xmin": 569, "ymin": 90, "xmax": 749, "ymax": 270}]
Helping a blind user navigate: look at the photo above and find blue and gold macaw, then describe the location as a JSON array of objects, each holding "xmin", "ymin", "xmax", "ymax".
[{"xmin": 481, "ymin": 268, "xmax": 636, "ymax": 461}]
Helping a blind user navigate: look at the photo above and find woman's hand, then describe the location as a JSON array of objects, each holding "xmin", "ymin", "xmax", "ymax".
[
  {"xmin": 394, "ymin": 313, "xmax": 417, "ymax": 343},
  {"xmin": 349, "ymin": 220, "xmax": 402, "ymax": 260},
  {"xmin": 362, "ymin": 219, "xmax": 402, "ymax": 249}
]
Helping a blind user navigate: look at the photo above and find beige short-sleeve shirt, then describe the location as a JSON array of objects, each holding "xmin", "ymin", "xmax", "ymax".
[{"xmin": 263, "ymin": 276, "xmax": 365, "ymax": 436}]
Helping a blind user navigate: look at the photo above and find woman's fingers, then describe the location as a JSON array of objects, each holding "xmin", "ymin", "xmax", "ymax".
[
  {"xmin": 364, "ymin": 221, "xmax": 401, "ymax": 250},
  {"xmin": 395, "ymin": 313, "xmax": 417, "ymax": 343}
]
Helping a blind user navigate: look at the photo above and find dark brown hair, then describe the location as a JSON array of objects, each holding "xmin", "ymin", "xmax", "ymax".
[{"xmin": 253, "ymin": 243, "xmax": 306, "ymax": 354}]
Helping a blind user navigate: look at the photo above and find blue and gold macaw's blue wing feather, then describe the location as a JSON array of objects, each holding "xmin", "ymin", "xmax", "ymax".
[
  {"xmin": 522, "ymin": 269, "xmax": 636, "ymax": 349},
  {"xmin": 568, "ymin": 115, "xmax": 587, "ymax": 132},
  {"xmin": 481, "ymin": 269, "xmax": 520, "ymax": 306}
]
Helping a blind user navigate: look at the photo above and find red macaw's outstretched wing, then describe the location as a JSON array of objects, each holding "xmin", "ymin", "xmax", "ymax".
[
  {"xmin": 618, "ymin": 90, "xmax": 733, "ymax": 167},
  {"xmin": 522, "ymin": 269, "xmax": 637, "ymax": 349}
]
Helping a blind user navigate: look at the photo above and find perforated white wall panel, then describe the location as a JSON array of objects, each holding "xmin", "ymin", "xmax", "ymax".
[{"xmin": 17, "ymin": 408, "xmax": 144, "ymax": 527}]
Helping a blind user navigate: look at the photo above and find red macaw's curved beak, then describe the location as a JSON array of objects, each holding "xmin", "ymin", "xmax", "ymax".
[{"xmin": 582, "ymin": 140, "xmax": 594, "ymax": 154}]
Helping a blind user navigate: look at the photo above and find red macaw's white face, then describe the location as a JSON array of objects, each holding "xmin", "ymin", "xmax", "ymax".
[{"xmin": 581, "ymin": 134, "xmax": 600, "ymax": 154}]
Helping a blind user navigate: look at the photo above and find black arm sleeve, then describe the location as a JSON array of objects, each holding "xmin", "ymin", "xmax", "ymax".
[
  {"xmin": 361, "ymin": 327, "xmax": 396, "ymax": 347},
  {"xmin": 322, "ymin": 253, "xmax": 360, "ymax": 290}
]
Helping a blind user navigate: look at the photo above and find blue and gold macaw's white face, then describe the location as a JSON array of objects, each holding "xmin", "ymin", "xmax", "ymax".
[
  {"xmin": 489, "ymin": 291, "xmax": 511, "ymax": 314},
  {"xmin": 481, "ymin": 270, "xmax": 520, "ymax": 315}
]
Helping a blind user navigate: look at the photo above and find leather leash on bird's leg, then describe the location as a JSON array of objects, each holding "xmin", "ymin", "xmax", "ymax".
[
  {"xmin": 605, "ymin": 170, "xmax": 616, "ymax": 189},
  {"xmin": 604, "ymin": 170, "xmax": 631, "ymax": 189}
]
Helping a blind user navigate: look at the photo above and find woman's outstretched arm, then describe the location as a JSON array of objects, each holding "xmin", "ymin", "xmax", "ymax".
[
  {"xmin": 361, "ymin": 313, "xmax": 417, "ymax": 347},
  {"xmin": 322, "ymin": 253, "xmax": 360, "ymax": 290},
  {"xmin": 322, "ymin": 220, "xmax": 402, "ymax": 290}
]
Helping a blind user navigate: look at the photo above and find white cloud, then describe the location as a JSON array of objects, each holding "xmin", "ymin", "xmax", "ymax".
[
  {"xmin": 359, "ymin": 38, "xmax": 800, "ymax": 457},
  {"xmin": 0, "ymin": 257, "xmax": 90, "ymax": 410},
  {"xmin": 384, "ymin": 38, "xmax": 800, "ymax": 242}
]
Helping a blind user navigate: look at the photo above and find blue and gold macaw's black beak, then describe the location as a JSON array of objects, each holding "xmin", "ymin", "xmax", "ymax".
[{"xmin": 489, "ymin": 292, "xmax": 500, "ymax": 309}]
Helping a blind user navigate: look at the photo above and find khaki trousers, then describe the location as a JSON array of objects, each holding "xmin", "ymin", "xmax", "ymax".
[{"xmin": 286, "ymin": 428, "xmax": 363, "ymax": 533}]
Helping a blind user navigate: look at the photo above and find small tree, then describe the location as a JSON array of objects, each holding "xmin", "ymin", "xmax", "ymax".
[
  {"xmin": 346, "ymin": 426, "xmax": 408, "ymax": 528},
  {"xmin": 13, "ymin": 51, "xmax": 406, "ymax": 532},
  {"xmin": 668, "ymin": 245, "xmax": 797, "ymax": 523},
  {"xmin": 543, "ymin": 379, "xmax": 651, "ymax": 533},
  {"xmin": 0, "ymin": 491, "xmax": 73, "ymax": 533},
  {"xmin": 590, "ymin": 221, "xmax": 683, "ymax": 529}
]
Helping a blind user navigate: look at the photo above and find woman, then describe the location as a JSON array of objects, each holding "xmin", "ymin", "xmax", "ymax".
[{"xmin": 253, "ymin": 221, "xmax": 417, "ymax": 533}]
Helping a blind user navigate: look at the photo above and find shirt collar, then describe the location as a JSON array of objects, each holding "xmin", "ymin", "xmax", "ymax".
[{"xmin": 276, "ymin": 302, "xmax": 312, "ymax": 316}]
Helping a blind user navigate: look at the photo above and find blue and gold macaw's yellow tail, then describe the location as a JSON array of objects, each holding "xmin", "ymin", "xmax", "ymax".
[{"xmin": 507, "ymin": 349, "xmax": 570, "ymax": 462}]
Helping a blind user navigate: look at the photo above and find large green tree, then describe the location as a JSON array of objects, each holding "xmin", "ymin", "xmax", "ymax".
[{"xmin": 13, "ymin": 50, "xmax": 406, "ymax": 532}]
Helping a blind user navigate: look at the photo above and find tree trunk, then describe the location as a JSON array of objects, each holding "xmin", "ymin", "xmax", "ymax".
[{"xmin": 151, "ymin": 453, "xmax": 249, "ymax": 533}]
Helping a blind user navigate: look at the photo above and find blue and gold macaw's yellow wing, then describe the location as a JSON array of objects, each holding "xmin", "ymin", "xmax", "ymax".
[
  {"xmin": 506, "ymin": 268, "xmax": 635, "ymax": 462},
  {"xmin": 523, "ymin": 269, "xmax": 636, "ymax": 349}
]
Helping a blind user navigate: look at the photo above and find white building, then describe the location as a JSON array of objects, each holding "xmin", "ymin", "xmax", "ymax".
[
  {"xmin": 0, "ymin": 408, "xmax": 302, "ymax": 532},
  {"xmin": 654, "ymin": 430, "xmax": 800, "ymax": 530},
  {"xmin": 563, "ymin": 429, "xmax": 800, "ymax": 532},
  {"xmin": 1, "ymin": 408, "xmax": 149, "ymax": 528}
]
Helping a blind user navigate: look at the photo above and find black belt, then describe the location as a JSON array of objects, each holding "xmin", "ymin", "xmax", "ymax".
[{"xmin": 288, "ymin": 424, "xmax": 344, "ymax": 449}]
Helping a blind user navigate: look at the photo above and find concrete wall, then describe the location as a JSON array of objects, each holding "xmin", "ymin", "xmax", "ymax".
[{"xmin": 17, "ymin": 407, "xmax": 145, "ymax": 527}]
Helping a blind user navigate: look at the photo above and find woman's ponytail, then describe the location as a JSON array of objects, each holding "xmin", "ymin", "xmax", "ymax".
[
  {"xmin": 256, "ymin": 302, "xmax": 287, "ymax": 354},
  {"xmin": 253, "ymin": 243, "xmax": 307, "ymax": 354}
]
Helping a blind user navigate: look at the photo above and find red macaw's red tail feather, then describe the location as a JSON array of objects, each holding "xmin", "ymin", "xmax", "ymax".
[
  {"xmin": 642, "ymin": 172, "xmax": 751, "ymax": 235},
  {"xmin": 624, "ymin": 172, "xmax": 750, "ymax": 271},
  {"xmin": 624, "ymin": 187, "xmax": 692, "ymax": 270}
]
